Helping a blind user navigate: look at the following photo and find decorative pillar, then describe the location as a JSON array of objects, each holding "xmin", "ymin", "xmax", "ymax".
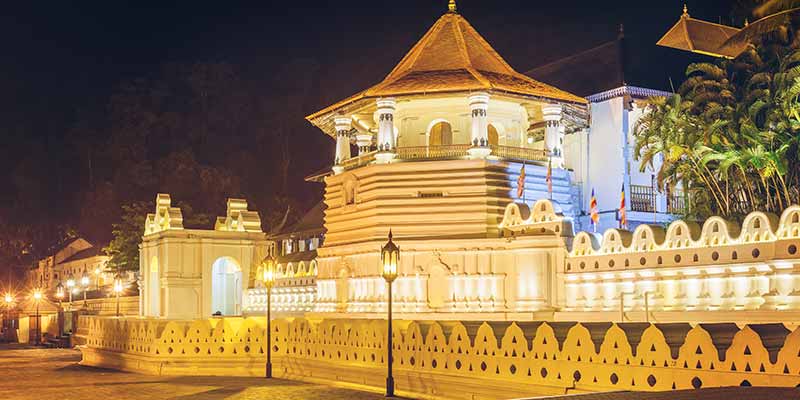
[
  {"xmin": 332, "ymin": 117, "xmax": 352, "ymax": 175},
  {"xmin": 356, "ymin": 131, "xmax": 373, "ymax": 155},
  {"xmin": 467, "ymin": 92, "xmax": 491, "ymax": 159},
  {"xmin": 542, "ymin": 104, "xmax": 564, "ymax": 167},
  {"xmin": 375, "ymin": 98, "xmax": 396, "ymax": 164}
]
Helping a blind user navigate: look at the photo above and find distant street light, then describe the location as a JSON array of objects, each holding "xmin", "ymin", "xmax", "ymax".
[
  {"xmin": 55, "ymin": 283, "xmax": 65, "ymax": 337},
  {"xmin": 260, "ymin": 255, "xmax": 276, "ymax": 378},
  {"xmin": 94, "ymin": 267, "xmax": 102, "ymax": 288},
  {"xmin": 113, "ymin": 273, "xmax": 124, "ymax": 317},
  {"xmin": 2, "ymin": 293, "xmax": 14, "ymax": 342},
  {"xmin": 381, "ymin": 230, "xmax": 400, "ymax": 398},
  {"xmin": 80, "ymin": 269, "xmax": 90, "ymax": 306},
  {"xmin": 66, "ymin": 274, "xmax": 75, "ymax": 306},
  {"xmin": 32, "ymin": 289, "xmax": 42, "ymax": 345}
]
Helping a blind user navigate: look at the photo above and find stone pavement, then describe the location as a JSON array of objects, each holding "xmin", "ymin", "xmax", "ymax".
[{"xmin": 0, "ymin": 344, "xmax": 400, "ymax": 400}]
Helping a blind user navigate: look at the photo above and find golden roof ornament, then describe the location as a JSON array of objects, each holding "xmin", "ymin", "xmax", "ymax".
[
  {"xmin": 448, "ymin": 0, "xmax": 457, "ymax": 13},
  {"xmin": 682, "ymin": 4, "xmax": 689, "ymax": 18}
]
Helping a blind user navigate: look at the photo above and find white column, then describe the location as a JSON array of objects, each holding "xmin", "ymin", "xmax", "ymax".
[
  {"xmin": 356, "ymin": 131, "xmax": 373, "ymax": 155},
  {"xmin": 542, "ymin": 104, "xmax": 564, "ymax": 167},
  {"xmin": 467, "ymin": 92, "xmax": 491, "ymax": 159},
  {"xmin": 375, "ymin": 98, "xmax": 396, "ymax": 163},
  {"xmin": 332, "ymin": 117, "xmax": 352, "ymax": 175}
]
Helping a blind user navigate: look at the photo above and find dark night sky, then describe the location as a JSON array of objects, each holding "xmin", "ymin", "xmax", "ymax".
[{"xmin": 0, "ymin": 0, "xmax": 739, "ymax": 219}]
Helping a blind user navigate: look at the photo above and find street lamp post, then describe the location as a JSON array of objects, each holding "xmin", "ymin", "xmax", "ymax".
[
  {"xmin": 80, "ymin": 269, "xmax": 90, "ymax": 307},
  {"xmin": 55, "ymin": 284, "xmax": 64, "ymax": 337},
  {"xmin": 32, "ymin": 289, "xmax": 42, "ymax": 345},
  {"xmin": 260, "ymin": 255, "xmax": 276, "ymax": 378},
  {"xmin": 94, "ymin": 267, "xmax": 102, "ymax": 289},
  {"xmin": 381, "ymin": 229, "xmax": 400, "ymax": 398},
  {"xmin": 113, "ymin": 273, "xmax": 124, "ymax": 317},
  {"xmin": 66, "ymin": 274, "xmax": 75, "ymax": 307},
  {"xmin": 2, "ymin": 293, "xmax": 13, "ymax": 342}
]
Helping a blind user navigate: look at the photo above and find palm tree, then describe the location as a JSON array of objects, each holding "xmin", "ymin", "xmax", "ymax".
[{"xmin": 724, "ymin": 0, "xmax": 800, "ymax": 50}]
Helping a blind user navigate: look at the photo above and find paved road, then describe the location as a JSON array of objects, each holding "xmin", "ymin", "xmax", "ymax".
[{"xmin": 0, "ymin": 345, "xmax": 399, "ymax": 400}]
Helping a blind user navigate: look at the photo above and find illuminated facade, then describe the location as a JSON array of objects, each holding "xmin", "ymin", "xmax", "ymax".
[
  {"xmin": 300, "ymin": 6, "xmax": 679, "ymax": 319},
  {"xmin": 139, "ymin": 194, "xmax": 270, "ymax": 319},
  {"xmin": 140, "ymin": 5, "xmax": 799, "ymax": 323},
  {"xmin": 27, "ymin": 238, "xmax": 126, "ymax": 297}
]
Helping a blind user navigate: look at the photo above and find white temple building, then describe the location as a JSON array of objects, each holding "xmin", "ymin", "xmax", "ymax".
[{"xmin": 138, "ymin": 4, "xmax": 800, "ymax": 323}]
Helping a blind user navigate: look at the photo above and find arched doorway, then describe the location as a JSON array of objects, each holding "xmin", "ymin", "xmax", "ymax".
[
  {"xmin": 488, "ymin": 124, "xmax": 499, "ymax": 146},
  {"xmin": 429, "ymin": 121, "xmax": 453, "ymax": 146},
  {"xmin": 211, "ymin": 257, "xmax": 243, "ymax": 316},
  {"xmin": 149, "ymin": 256, "xmax": 160, "ymax": 317}
]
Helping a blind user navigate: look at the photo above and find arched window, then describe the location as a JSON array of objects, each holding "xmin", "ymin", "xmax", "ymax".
[
  {"xmin": 488, "ymin": 124, "xmax": 499, "ymax": 146},
  {"xmin": 210, "ymin": 257, "xmax": 243, "ymax": 316},
  {"xmin": 429, "ymin": 121, "xmax": 453, "ymax": 146}
]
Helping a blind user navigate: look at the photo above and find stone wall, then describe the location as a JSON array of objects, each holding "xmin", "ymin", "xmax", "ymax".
[
  {"xmin": 562, "ymin": 205, "xmax": 800, "ymax": 313},
  {"xmin": 63, "ymin": 296, "xmax": 139, "ymax": 316},
  {"xmin": 79, "ymin": 315, "xmax": 800, "ymax": 399}
]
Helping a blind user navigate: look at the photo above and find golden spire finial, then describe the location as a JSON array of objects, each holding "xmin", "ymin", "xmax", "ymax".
[
  {"xmin": 448, "ymin": 0, "xmax": 457, "ymax": 13},
  {"xmin": 682, "ymin": 4, "xmax": 689, "ymax": 17},
  {"xmin": 744, "ymin": 18, "xmax": 749, "ymax": 27}
]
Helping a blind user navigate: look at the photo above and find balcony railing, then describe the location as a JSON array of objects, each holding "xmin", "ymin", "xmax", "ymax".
[
  {"xmin": 339, "ymin": 152, "xmax": 376, "ymax": 170},
  {"xmin": 339, "ymin": 144, "xmax": 550, "ymax": 172},
  {"xmin": 630, "ymin": 184, "xmax": 656, "ymax": 213},
  {"xmin": 396, "ymin": 144, "xmax": 472, "ymax": 160},
  {"xmin": 667, "ymin": 189, "xmax": 688, "ymax": 214},
  {"xmin": 630, "ymin": 184, "xmax": 687, "ymax": 214},
  {"xmin": 489, "ymin": 145, "xmax": 549, "ymax": 163}
]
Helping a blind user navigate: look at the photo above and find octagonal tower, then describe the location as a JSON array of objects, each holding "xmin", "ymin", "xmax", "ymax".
[{"xmin": 305, "ymin": 3, "xmax": 587, "ymax": 317}]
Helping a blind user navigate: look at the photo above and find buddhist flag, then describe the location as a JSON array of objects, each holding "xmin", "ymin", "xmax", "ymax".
[
  {"xmin": 546, "ymin": 158, "xmax": 553, "ymax": 198},
  {"xmin": 619, "ymin": 183, "xmax": 627, "ymax": 229},
  {"xmin": 590, "ymin": 188, "xmax": 599, "ymax": 232},
  {"xmin": 517, "ymin": 164, "xmax": 526, "ymax": 199}
]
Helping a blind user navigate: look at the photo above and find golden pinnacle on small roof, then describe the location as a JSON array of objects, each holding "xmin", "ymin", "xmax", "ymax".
[
  {"xmin": 448, "ymin": 0, "xmax": 457, "ymax": 13},
  {"xmin": 683, "ymin": 4, "xmax": 689, "ymax": 17}
]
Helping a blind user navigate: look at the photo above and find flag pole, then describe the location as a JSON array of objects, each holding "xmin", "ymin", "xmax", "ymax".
[
  {"xmin": 522, "ymin": 161, "xmax": 526, "ymax": 203},
  {"xmin": 547, "ymin": 156, "xmax": 553, "ymax": 201}
]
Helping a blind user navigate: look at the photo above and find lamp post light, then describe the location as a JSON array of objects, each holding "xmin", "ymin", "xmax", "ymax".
[
  {"xmin": 2, "ymin": 293, "xmax": 13, "ymax": 342},
  {"xmin": 66, "ymin": 274, "xmax": 75, "ymax": 306},
  {"xmin": 113, "ymin": 273, "xmax": 124, "ymax": 317},
  {"xmin": 260, "ymin": 255, "xmax": 277, "ymax": 378},
  {"xmin": 55, "ymin": 283, "xmax": 65, "ymax": 337},
  {"xmin": 55, "ymin": 283, "xmax": 64, "ymax": 307},
  {"xmin": 32, "ymin": 289, "xmax": 42, "ymax": 345},
  {"xmin": 381, "ymin": 229, "xmax": 400, "ymax": 398},
  {"xmin": 80, "ymin": 269, "xmax": 90, "ymax": 306}
]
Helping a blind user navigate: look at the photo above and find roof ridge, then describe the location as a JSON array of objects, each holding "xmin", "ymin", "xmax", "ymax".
[
  {"xmin": 456, "ymin": 15, "xmax": 516, "ymax": 73},
  {"xmin": 306, "ymin": 10, "xmax": 586, "ymax": 130},
  {"xmin": 383, "ymin": 13, "xmax": 449, "ymax": 84},
  {"xmin": 525, "ymin": 40, "xmax": 618, "ymax": 75},
  {"xmin": 682, "ymin": 15, "xmax": 694, "ymax": 51},
  {"xmin": 452, "ymin": 14, "xmax": 491, "ymax": 88}
]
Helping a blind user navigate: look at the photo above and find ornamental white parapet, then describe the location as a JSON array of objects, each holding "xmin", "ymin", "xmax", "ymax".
[
  {"xmin": 562, "ymin": 204, "xmax": 800, "ymax": 313},
  {"xmin": 79, "ymin": 315, "xmax": 800, "ymax": 393},
  {"xmin": 214, "ymin": 198, "xmax": 263, "ymax": 233},
  {"xmin": 144, "ymin": 193, "xmax": 184, "ymax": 235}
]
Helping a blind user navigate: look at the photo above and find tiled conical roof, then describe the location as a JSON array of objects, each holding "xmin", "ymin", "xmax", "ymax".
[
  {"xmin": 657, "ymin": 7, "xmax": 746, "ymax": 59},
  {"xmin": 307, "ymin": 11, "xmax": 585, "ymax": 122}
]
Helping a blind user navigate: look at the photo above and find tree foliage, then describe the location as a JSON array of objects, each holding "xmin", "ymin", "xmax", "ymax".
[{"xmin": 635, "ymin": 21, "xmax": 800, "ymax": 218}]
